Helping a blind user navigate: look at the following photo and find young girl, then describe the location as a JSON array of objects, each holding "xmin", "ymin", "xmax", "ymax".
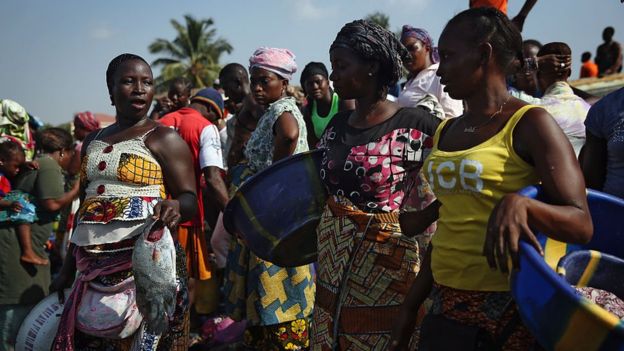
[{"xmin": 0, "ymin": 139, "xmax": 47, "ymax": 265}]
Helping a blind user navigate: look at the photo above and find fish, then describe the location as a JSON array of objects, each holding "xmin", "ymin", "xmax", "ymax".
[{"xmin": 132, "ymin": 218, "xmax": 177, "ymax": 335}]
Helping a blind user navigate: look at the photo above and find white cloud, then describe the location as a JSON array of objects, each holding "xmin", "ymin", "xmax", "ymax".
[
  {"xmin": 90, "ymin": 24, "xmax": 114, "ymax": 40},
  {"xmin": 290, "ymin": 0, "xmax": 338, "ymax": 20}
]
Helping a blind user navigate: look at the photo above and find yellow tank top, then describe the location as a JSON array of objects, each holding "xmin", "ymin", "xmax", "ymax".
[{"xmin": 425, "ymin": 105, "xmax": 539, "ymax": 291}]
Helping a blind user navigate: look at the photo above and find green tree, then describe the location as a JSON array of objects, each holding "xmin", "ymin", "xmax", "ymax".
[
  {"xmin": 149, "ymin": 15, "xmax": 233, "ymax": 91},
  {"xmin": 365, "ymin": 11, "xmax": 390, "ymax": 30}
]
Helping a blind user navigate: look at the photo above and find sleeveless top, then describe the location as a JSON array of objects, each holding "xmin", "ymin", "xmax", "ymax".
[
  {"xmin": 244, "ymin": 96, "xmax": 308, "ymax": 173},
  {"xmin": 71, "ymin": 127, "xmax": 166, "ymax": 246},
  {"xmin": 311, "ymin": 92, "xmax": 340, "ymax": 138},
  {"xmin": 425, "ymin": 105, "xmax": 539, "ymax": 291}
]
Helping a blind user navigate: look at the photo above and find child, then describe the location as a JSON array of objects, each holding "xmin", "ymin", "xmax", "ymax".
[
  {"xmin": 0, "ymin": 139, "xmax": 47, "ymax": 265},
  {"xmin": 580, "ymin": 51, "xmax": 599, "ymax": 78}
]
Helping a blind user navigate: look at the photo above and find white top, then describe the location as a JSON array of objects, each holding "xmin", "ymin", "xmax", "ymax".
[
  {"xmin": 198, "ymin": 124, "xmax": 224, "ymax": 170},
  {"xmin": 397, "ymin": 63, "xmax": 464, "ymax": 119}
]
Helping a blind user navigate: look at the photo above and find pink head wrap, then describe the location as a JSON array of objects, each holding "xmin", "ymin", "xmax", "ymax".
[
  {"xmin": 73, "ymin": 111, "xmax": 100, "ymax": 132},
  {"xmin": 249, "ymin": 47, "xmax": 297, "ymax": 81}
]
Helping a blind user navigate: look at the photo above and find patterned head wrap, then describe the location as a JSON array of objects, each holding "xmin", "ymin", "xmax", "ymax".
[
  {"xmin": 331, "ymin": 20, "xmax": 408, "ymax": 87},
  {"xmin": 0, "ymin": 99, "xmax": 28, "ymax": 125},
  {"xmin": 401, "ymin": 25, "xmax": 440, "ymax": 64},
  {"xmin": 249, "ymin": 47, "xmax": 297, "ymax": 81},
  {"xmin": 73, "ymin": 111, "xmax": 100, "ymax": 132}
]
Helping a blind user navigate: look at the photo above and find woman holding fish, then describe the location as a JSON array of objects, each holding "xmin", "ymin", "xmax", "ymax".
[{"xmin": 49, "ymin": 53, "xmax": 197, "ymax": 350}]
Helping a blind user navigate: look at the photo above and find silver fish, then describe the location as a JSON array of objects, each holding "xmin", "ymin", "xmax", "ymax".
[{"xmin": 132, "ymin": 218, "xmax": 177, "ymax": 335}]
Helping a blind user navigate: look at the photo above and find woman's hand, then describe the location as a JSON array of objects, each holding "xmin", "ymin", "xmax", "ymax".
[
  {"xmin": 10, "ymin": 201, "xmax": 23, "ymax": 213},
  {"xmin": 483, "ymin": 193, "xmax": 544, "ymax": 273},
  {"xmin": 399, "ymin": 200, "xmax": 440, "ymax": 237},
  {"xmin": 537, "ymin": 54, "xmax": 571, "ymax": 76},
  {"xmin": 388, "ymin": 245, "xmax": 434, "ymax": 350},
  {"xmin": 152, "ymin": 199, "xmax": 181, "ymax": 230}
]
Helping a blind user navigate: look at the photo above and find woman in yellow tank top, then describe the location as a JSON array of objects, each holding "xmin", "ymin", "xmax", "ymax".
[{"xmin": 389, "ymin": 8, "xmax": 593, "ymax": 350}]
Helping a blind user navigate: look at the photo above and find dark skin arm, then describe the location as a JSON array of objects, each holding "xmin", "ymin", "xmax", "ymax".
[
  {"xmin": 580, "ymin": 130, "xmax": 607, "ymax": 191},
  {"xmin": 399, "ymin": 199, "xmax": 441, "ymax": 236},
  {"xmin": 388, "ymin": 245, "xmax": 434, "ymax": 350},
  {"xmin": 226, "ymin": 99, "xmax": 261, "ymax": 169},
  {"xmin": 483, "ymin": 107, "xmax": 593, "ymax": 273},
  {"xmin": 39, "ymin": 181, "xmax": 80, "ymax": 212},
  {"xmin": 272, "ymin": 111, "xmax": 300, "ymax": 162},
  {"xmin": 511, "ymin": 0, "xmax": 538, "ymax": 32},
  {"xmin": 203, "ymin": 166, "xmax": 229, "ymax": 212},
  {"xmin": 146, "ymin": 126, "xmax": 197, "ymax": 228}
]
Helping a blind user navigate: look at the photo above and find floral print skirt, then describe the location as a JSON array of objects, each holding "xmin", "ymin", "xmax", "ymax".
[{"xmin": 243, "ymin": 318, "xmax": 310, "ymax": 350}]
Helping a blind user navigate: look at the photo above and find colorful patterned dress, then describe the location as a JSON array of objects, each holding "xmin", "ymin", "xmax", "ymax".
[
  {"xmin": 311, "ymin": 107, "xmax": 440, "ymax": 350},
  {"xmin": 52, "ymin": 127, "xmax": 189, "ymax": 351},
  {"xmin": 222, "ymin": 97, "xmax": 316, "ymax": 350}
]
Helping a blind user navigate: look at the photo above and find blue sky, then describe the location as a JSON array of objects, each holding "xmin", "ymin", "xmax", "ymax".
[{"xmin": 1, "ymin": 0, "xmax": 623, "ymax": 125}]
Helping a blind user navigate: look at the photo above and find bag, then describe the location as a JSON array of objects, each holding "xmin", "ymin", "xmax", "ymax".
[
  {"xmin": 76, "ymin": 276, "xmax": 143, "ymax": 339},
  {"xmin": 419, "ymin": 314, "xmax": 493, "ymax": 351}
]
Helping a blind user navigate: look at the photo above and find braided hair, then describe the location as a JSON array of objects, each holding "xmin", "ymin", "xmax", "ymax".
[
  {"xmin": 105, "ymin": 53, "xmax": 150, "ymax": 97},
  {"xmin": 0, "ymin": 139, "xmax": 24, "ymax": 161},
  {"xmin": 331, "ymin": 20, "xmax": 408, "ymax": 95},
  {"xmin": 445, "ymin": 7, "xmax": 523, "ymax": 74}
]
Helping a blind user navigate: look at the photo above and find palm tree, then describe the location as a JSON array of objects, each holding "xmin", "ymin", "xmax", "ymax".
[{"xmin": 149, "ymin": 15, "xmax": 233, "ymax": 91}]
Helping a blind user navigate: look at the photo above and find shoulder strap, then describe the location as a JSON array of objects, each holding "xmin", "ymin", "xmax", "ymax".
[
  {"xmin": 503, "ymin": 104, "xmax": 539, "ymax": 139},
  {"xmin": 139, "ymin": 126, "xmax": 159, "ymax": 141},
  {"xmin": 432, "ymin": 118, "xmax": 452, "ymax": 149}
]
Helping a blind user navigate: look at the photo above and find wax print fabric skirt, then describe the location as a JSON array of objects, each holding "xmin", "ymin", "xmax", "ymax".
[{"xmin": 311, "ymin": 195, "xmax": 421, "ymax": 351}]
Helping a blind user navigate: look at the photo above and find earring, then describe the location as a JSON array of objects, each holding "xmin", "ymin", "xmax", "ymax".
[{"xmin": 368, "ymin": 72, "xmax": 373, "ymax": 77}]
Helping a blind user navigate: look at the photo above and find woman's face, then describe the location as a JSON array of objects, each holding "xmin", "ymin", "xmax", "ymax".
[
  {"xmin": 111, "ymin": 59, "xmax": 155, "ymax": 121},
  {"xmin": 436, "ymin": 23, "xmax": 482, "ymax": 100},
  {"xmin": 329, "ymin": 47, "xmax": 372, "ymax": 100},
  {"xmin": 402, "ymin": 37, "xmax": 430, "ymax": 74},
  {"xmin": 250, "ymin": 67, "xmax": 286, "ymax": 106},
  {"xmin": 304, "ymin": 74, "xmax": 330, "ymax": 101}
]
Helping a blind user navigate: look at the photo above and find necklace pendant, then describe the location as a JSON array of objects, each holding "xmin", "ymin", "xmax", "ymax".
[{"xmin": 464, "ymin": 126, "xmax": 477, "ymax": 133}]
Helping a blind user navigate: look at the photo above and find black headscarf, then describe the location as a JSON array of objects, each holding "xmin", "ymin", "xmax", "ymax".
[
  {"xmin": 300, "ymin": 62, "xmax": 329, "ymax": 89},
  {"xmin": 330, "ymin": 20, "xmax": 408, "ymax": 87}
]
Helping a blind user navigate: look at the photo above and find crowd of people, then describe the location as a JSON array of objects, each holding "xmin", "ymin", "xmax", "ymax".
[{"xmin": 0, "ymin": 1, "xmax": 623, "ymax": 351}]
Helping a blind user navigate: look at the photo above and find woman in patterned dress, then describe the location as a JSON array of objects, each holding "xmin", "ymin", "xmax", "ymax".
[
  {"xmin": 309, "ymin": 20, "xmax": 441, "ymax": 350},
  {"xmin": 221, "ymin": 47, "xmax": 315, "ymax": 350},
  {"xmin": 50, "ymin": 53, "xmax": 197, "ymax": 350}
]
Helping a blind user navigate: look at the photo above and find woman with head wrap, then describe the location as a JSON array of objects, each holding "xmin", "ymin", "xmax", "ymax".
[
  {"xmin": 300, "ymin": 62, "xmax": 355, "ymax": 148},
  {"xmin": 310, "ymin": 20, "xmax": 441, "ymax": 350},
  {"xmin": 0, "ymin": 99, "xmax": 35, "ymax": 160},
  {"xmin": 398, "ymin": 25, "xmax": 464, "ymax": 119},
  {"xmin": 222, "ymin": 47, "xmax": 315, "ymax": 350}
]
